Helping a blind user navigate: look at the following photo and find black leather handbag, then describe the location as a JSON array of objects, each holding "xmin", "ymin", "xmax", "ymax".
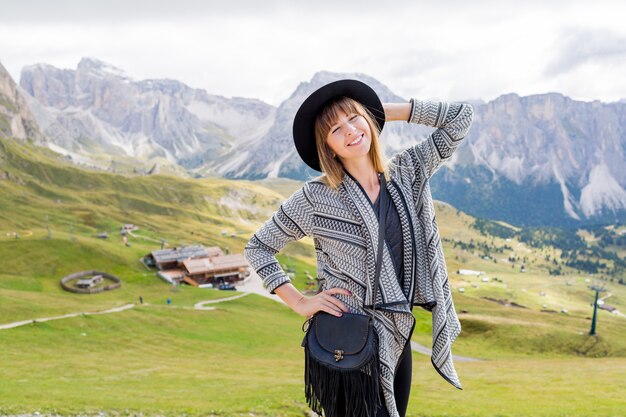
[{"xmin": 301, "ymin": 175, "xmax": 388, "ymax": 417}]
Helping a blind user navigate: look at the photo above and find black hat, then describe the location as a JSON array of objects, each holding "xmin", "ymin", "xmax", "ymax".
[{"xmin": 292, "ymin": 79, "xmax": 385, "ymax": 172}]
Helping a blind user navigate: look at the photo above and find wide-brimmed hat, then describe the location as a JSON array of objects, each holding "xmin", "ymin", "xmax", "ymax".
[{"xmin": 292, "ymin": 79, "xmax": 385, "ymax": 172}]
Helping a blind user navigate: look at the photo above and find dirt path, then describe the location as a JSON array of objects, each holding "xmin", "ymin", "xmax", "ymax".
[
  {"xmin": 127, "ymin": 230, "xmax": 169, "ymax": 246},
  {"xmin": 234, "ymin": 271, "xmax": 287, "ymax": 304},
  {"xmin": 0, "ymin": 303, "xmax": 135, "ymax": 330},
  {"xmin": 194, "ymin": 293, "xmax": 250, "ymax": 309},
  {"xmin": 0, "ymin": 292, "xmax": 261, "ymax": 330}
]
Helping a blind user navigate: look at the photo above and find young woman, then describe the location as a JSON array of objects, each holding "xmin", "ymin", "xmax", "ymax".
[{"xmin": 244, "ymin": 79, "xmax": 474, "ymax": 417}]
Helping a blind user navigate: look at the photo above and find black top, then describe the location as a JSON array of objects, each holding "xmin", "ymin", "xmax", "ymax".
[{"xmin": 371, "ymin": 184, "xmax": 404, "ymax": 287}]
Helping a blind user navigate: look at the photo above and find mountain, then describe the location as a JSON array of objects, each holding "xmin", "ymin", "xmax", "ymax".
[
  {"xmin": 0, "ymin": 61, "xmax": 46, "ymax": 144},
  {"xmin": 430, "ymin": 93, "xmax": 626, "ymax": 227},
  {"xmin": 20, "ymin": 57, "xmax": 275, "ymax": 172},
  {"xmin": 17, "ymin": 59, "xmax": 626, "ymax": 227}
]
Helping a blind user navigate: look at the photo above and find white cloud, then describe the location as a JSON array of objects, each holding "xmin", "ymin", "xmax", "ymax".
[
  {"xmin": 544, "ymin": 28, "xmax": 626, "ymax": 76},
  {"xmin": 1, "ymin": 0, "xmax": 625, "ymax": 104}
]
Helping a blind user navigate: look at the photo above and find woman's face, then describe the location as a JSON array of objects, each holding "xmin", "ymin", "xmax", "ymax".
[{"xmin": 325, "ymin": 110, "xmax": 372, "ymax": 164}]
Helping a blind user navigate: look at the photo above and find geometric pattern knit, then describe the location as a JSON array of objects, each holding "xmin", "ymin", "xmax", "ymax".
[{"xmin": 244, "ymin": 99, "xmax": 475, "ymax": 417}]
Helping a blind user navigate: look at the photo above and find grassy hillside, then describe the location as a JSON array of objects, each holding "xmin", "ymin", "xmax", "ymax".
[
  {"xmin": 0, "ymin": 136, "xmax": 281, "ymax": 234},
  {"xmin": 2, "ymin": 294, "xmax": 624, "ymax": 417},
  {"xmin": 435, "ymin": 203, "xmax": 626, "ymax": 359},
  {"xmin": 1, "ymin": 136, "xmax": 625, "ymax": 416}
]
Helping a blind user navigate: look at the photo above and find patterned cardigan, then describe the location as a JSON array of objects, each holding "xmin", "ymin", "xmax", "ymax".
[{"xmin": 244, "ymin": 99, "xmax": 474, "ymax": 417}]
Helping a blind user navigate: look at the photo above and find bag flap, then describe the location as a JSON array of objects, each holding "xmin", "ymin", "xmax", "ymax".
[{"xmin": 313, "ymin": 312, "xmax": 372, "ymax": 355}]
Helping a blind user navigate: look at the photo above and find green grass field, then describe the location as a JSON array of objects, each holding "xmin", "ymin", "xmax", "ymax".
[
  {"xmin": 2, "ymin": 294, "xmax": 624, "ymax": 417},
  {"xmin": 1, "ymin": 136, "xmax": 625, "ymax": 416}
]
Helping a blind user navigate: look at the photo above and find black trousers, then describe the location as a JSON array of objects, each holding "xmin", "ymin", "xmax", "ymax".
[{"xmin": 335, "ymin": 340, "xmax": 412, "ymax": 417}]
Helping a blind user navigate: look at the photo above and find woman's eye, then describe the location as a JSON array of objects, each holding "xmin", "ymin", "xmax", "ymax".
[
  {"xmin": 350, "ymin": 115, "xmax": 358, "ymax": 121},
  {"xmin": 331, "ymin": 126, "xmax": 340, "ymax": 134}
]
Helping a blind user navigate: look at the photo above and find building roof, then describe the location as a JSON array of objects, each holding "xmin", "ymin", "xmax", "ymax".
[
  {"xmin": 157, "ymin": 269, "xmax": 185, "ymax": 283},
  {"xmin": 206, "ymin": 246, "xmax": 224, "ymax": 257},
  {"xmin": 183, "ymin": 258, "xmax": 213, "ymax": 275},
  {"xmin": 151, "ymin": 245, "xmax": 209, "ymax": 264},
  {"xmin": 183, "ymin": 254, "xmax": 249, "ymax": 275},
  {"xmin": 211, "ymin": 253, "xmax": 248, "ymax": 269}
]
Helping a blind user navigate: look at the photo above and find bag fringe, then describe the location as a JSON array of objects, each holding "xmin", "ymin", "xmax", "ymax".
[{"xmin": 304, "ymin": 339, "xmax": 382, "ymax": 417}]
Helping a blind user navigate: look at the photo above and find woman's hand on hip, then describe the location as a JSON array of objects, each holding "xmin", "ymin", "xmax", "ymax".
[{"xmin": 293, "ymin": 288, "xmax": 352, "ymax": 318}]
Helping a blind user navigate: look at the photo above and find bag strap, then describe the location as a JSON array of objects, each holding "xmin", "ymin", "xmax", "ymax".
[{"xmin": 370, "ymin": 173, "xmax": 387, "ymax": 314}]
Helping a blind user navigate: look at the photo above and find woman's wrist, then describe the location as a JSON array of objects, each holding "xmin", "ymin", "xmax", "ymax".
[
  {"xmin": 382, "ymin": 102, "xmax": 412, "ymax": 122},
  {"xmin": 274, "ymin": 282, "xmax": 306, "ymax": 310},
  {"xmin": 295, "ymin": 294, "xmax": 305, "ymax": 307}
]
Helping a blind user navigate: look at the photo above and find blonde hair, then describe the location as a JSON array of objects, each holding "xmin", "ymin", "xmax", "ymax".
[{"xmin": 314, "ymin": 97, "xmax": 389, "ymax": 189}]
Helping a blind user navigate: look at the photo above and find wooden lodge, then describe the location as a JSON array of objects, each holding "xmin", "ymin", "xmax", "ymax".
[
  {"xmin": 183, "ymin": 254, "xmax": 250, "ymax": 286},
  {"xmin": 147, "ymin": 245, "xmax": 249, "ymax": 287},
  {"xmin": 147, "ymin": 245, "xmax": 210, "ymax": 270}
]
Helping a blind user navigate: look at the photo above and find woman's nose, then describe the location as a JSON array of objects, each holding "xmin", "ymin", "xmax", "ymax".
[{"xmin": 345, "ymin": 123, "xmax": 357, "ymax": 135}]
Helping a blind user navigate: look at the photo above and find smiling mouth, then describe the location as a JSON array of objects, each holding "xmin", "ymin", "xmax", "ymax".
[{"xmin": 347, "ymin": 134, "xmax": 364, "ymax": 147}]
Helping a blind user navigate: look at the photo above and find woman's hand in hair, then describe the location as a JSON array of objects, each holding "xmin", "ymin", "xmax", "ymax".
[
  {"xmin": 292, "ymin": 288, "xmax": 352, "ymax": 318},
  {"xmin": 383, "ymin": 102, "xmax": 412, "ymax": 122}
]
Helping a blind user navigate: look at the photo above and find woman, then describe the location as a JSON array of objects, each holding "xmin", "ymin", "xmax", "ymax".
[{"xmin": 244, "ymin": 79, "xmax": 474, "ymax": 417}]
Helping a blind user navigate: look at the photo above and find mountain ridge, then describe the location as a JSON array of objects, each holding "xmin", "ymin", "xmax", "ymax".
[{"xmin": 12, "ymin": 57, "xmax": 626, "ymax": 226}]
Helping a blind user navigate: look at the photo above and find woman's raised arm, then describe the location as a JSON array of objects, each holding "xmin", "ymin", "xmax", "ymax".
[
  {"xmin": 383, "ymin": 102, "xmax": 412, "ymax": 122},
  {"xmin": 386, "ymin": 99, "xmax": 474, "ymax": 181}
]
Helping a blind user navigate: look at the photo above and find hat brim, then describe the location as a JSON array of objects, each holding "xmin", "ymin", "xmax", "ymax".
[{"xmin": 292, "ymin": 79, "xmax": 385, "ymax": 172}]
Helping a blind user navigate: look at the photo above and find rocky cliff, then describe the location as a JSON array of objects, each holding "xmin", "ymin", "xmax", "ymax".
[
  {"xmin": 0, "ymin": 61, "xmax": 45, "ymax": 144},
  {"xmin": 20, "ymin": 57, "xmax": 274, "ymax": 169}
]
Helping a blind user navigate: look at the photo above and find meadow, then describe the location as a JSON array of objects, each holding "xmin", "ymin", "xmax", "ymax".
[{"xmin": 1, "ymin": 136, "xmax": 625, "ymax": 416}]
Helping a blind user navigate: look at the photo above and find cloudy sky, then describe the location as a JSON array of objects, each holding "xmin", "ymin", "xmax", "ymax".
[{"xmin": 1, "ymin": 0, "xmax": 625, "ymax": 105}]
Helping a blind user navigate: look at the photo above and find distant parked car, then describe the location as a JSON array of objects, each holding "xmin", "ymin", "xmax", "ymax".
[{"xmin": 218, "ymin": 283, "xmax": 237, "ymax": 291}]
